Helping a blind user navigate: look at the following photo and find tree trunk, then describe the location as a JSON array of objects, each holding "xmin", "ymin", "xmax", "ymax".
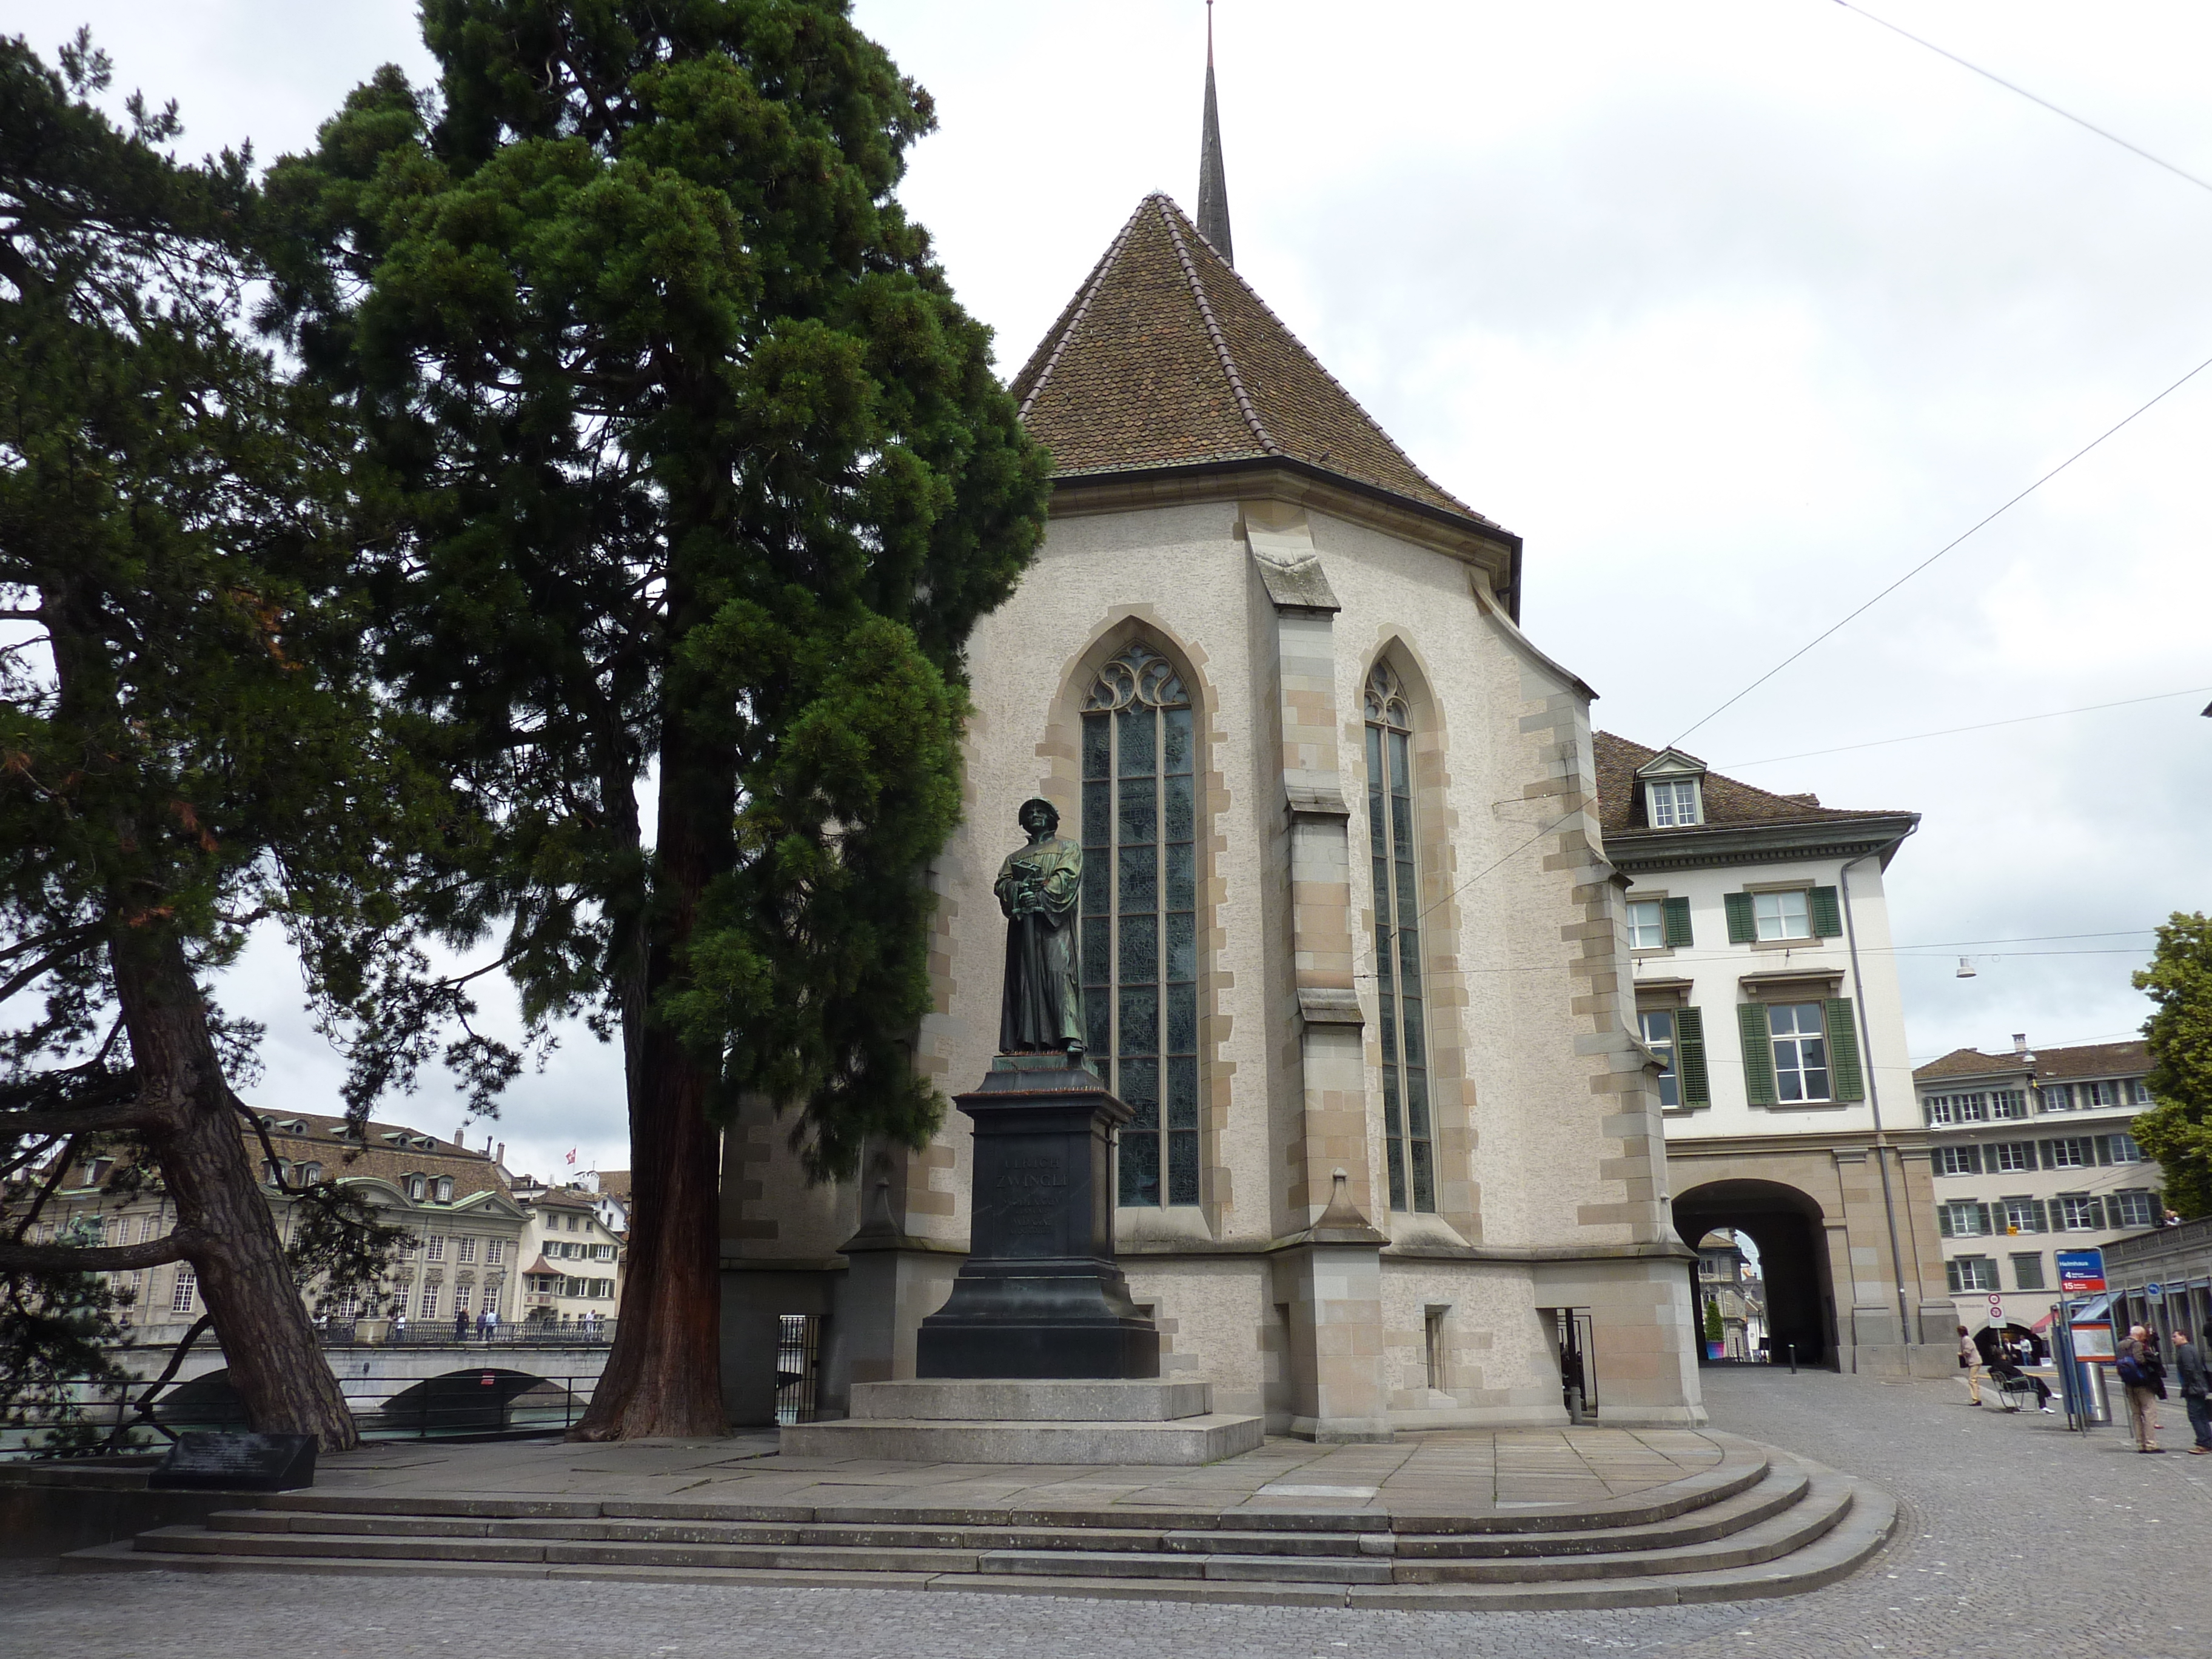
[
  {"xmin": 569, "ymin": 625, "xmax": 731, "ymax": 1439},
  {"xmin": 111, "ymin": 930, "xmax": 358, "ymax": 1450}
]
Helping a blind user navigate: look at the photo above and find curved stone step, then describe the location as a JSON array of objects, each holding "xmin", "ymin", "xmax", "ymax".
[{"xmin": 1392, "ymin": 1463, "xmax": 1808, "ymax": 1558}]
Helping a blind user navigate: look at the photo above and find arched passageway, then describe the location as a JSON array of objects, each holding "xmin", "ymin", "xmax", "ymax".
[{"xmin": 1674, "ymin": 1179, "xmax": 1838, "ymax": 1368}]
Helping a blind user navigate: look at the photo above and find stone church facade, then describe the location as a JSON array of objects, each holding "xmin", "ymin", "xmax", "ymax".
[{"xmin": 720, "ymin": 191, "xmax": 1704, "ymax": 1436}]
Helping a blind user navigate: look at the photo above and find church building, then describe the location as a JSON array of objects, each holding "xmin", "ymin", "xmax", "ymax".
[{"xmin": 719, "ymin": 58, "xmax": 1705, "ymax": 1436}]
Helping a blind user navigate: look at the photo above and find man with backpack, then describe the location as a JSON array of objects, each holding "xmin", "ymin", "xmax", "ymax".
[{"xmin": 2117, "ymin": 1324, "xmax": 2165, "ymax": 1452}]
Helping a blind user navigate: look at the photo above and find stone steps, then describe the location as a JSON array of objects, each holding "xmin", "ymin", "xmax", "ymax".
[{"xmin": 61, "ymin": 1449, "xmax": 1895, "ymax": 1606}]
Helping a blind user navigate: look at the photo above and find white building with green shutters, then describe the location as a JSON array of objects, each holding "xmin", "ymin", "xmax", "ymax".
[{"xmin": 1596, "ymin": 735, "xmax": 1958, "ymax": 1377}]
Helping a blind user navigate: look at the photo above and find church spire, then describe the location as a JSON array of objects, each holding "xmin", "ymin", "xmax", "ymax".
[{"xmin": 1196, "ymin": 1, "xmax": 1233, "ymax": 265}]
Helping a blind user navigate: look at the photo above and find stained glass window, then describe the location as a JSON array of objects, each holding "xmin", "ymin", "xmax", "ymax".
[
  {"xmin": 1365, "ymin": 662, "xmax": 1435, "ymax": 1213},
  {"xmin": 1082, "ymin": 645, "xmax": 1199, "ymax": 1207}
]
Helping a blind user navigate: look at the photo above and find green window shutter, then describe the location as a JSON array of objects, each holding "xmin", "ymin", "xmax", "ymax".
[
  {"xmin": 1824, "ymin": 998, "xmax": 1864, "ymax": 1100},
  {"xmin": 2031, "ymin": 1199, "xmax": 2048, "ymax": 1233},
  {"xmin": 1976, "ymin": 1203, "xmax": 1994, "ymax": 1236},
  {"xmin": 2082, "ymin": 1197, "xmax": 2105, "ymax": 1229},
  {"xmin": 1939, "ymin": 1206, "xmax": 1954, "ymax": 1239},
  {"xmin": 1809, "ymin": 885, "xmax": 1843, "ymax": 937},
  {"xmin": 1738, "ymin": 1002, "xmax": 1777, "ymax": 1106},
  {"xmin": 1663, "ymin": 896, "xmax": 1694, "ymax": 948},
  {"xmin": 1675, "ymin": 1006, "xmax": 1710, "ymax": 1105},
  {"xmin": 1724, "ymin": 891, "xmax": 1755, "ymax": 944},
  {"xmin": 2038, "ymin": 1139, "xmax": 2056, "ymax": 1171},
  {"xmin": 1963, "ymin": 1144, "xmax": 1982, "ymax": 1175},
  {"xmin": 2094, "ymin": 1134, "xmax": 2115, "ymax": 1166}
]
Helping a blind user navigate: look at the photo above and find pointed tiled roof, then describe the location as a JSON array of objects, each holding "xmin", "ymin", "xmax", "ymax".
[{"xmin": 1011, "ymin": 194, "xmax": 1498, "ymax": 531}]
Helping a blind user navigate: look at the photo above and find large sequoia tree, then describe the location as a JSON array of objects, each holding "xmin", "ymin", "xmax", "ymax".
[{"xmin": 269, "ymin": 1, "xmax": 1048, "ymax": 1436}]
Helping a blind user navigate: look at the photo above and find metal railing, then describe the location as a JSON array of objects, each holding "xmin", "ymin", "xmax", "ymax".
[
  {"xmin": 2, "ymin": 1368, "xmax": 603, "ymax": 1459},
  {"xmin": 317, "ymin": 1319, "xmax": 617, "ymax": 1349}
]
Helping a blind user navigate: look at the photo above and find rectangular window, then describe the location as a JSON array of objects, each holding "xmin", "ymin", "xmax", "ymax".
[
  {"xmin": 453, "ymin": 1282, "xmax": 472, "ymax": 1315},
  {"xmin": 1769, "ymin": 1002, "xmax": 1830, "ymax": 1102},
  {"xmin": 1627, "ymin": 900, "xmax": 1666, "ymax": 951},
  {"xmin": 2130, "ymin": 1080, "xmax": 2154, "ymax": 1105},
  {"xmin": 1991, "ymin": 1142, "xmax": 2034, "ymax": 1173},
  {"xmin": 1926, "ymin": 1093, "xmax": 1990, "ymax": 1125},
  {"xmin": 2109, "ymin": 1190, "xmax": 2158, "ymax": 1228},
  {"xmin": 1640, "ymin": 1009, "xmax": 1678, "ymax": 1108},
  {"xmin": 1947, "ymin": 1257, "xmax": 1999, "ymax": 1292},
  {"xmin": 2000, "ymin": 1196, "xmax": 2044, "ymax": 1234},
  {"xmin": 1752, "ymin": 890, "xmax": 1812, "ymax": 942},
  {"xmin": 1990, "ymin": 1090, "xmax": 2029, "ymax": 1121},
  {"xmin": 2009, "ymin": 1253, "xmax": 2046, "ymax": 1291},
  {"xmin": 2039, "ymin": 1084, "xmax": 2074, "ymax": 1113},
  {"xmin": 457, "ymin": 1236, "xmax": 477, "ymax": 1263},
  {"xmin": 425, "ymin": 1235, "xmax": 446, "ymax": 1262},
  {"xmin": 1939, "ymin": 1201, "xmax": 1988, "ymax": 1237},
  {"xmin": 419, "ymin": 1283, "xmax": 440, "ymax": 1319},
  {"xmin": 1935, "ymin": 1145, "xmax": 1981, "ymax": 1176},
  {"xmin": 2082, "ymin": 1081, "xmax": 2121, "ymax": 1107},
  {"xmin": 486, "ymin": 1239, "xmax": 503, "ymax": 1265},
  {"xmin": 170, "ymin": 1265, "xmax": 197, "ymax": 1314},
  {"xmin": 2103, "ymin": 1133, "xmax": 2142, "ymax": 1163},
  {"xmin": 2055, "ymin": 1195, "xmax": 2104, "ymax": 1231},
  {"xmin": 1647, "ymin": 779, "xmax": 1700, "ymax": 826},
  {"xmin": 2047, "ymin": 1138, "xmax": 2092, "ymax": 1168},
  {"xmin": 1083, "ymin": 646, "xmax": 1199, "ymax": 1209},
  {"xmin": 592, "ymin": 1244, "xmax": 615, "ymax": 1262},
  {"xmin": 1365, "ymin": 668, "xmax": 1434, "ymax": 1213}
]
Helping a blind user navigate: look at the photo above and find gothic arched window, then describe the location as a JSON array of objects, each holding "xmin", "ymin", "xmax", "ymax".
[
  {"xmin": 1081, "ymin": 643, "xmax": 1199, "ymax": 1207},
  {"xmin": 1364, "ymin": 661, "xmax": 1435, "ymax": 1213}
]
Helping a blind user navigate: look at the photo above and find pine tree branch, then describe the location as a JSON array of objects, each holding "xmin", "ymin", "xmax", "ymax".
[
  {"xmin": 106, "ymin": 1309, "xmax": 213, "ymax": 1449},
  {"xmin": 0, "ymin": 1097, "xmax": 156, "ymax": 1139},
  {"xmin": 0, "ymin": 1226, "xmax": 204, "ymax": 1272},
  {"xmin": 0, "ymin": 927, "xmax": 102, "ymax": 1004}
]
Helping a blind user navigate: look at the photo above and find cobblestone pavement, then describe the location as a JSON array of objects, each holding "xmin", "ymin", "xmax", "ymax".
[{"xmin": 5, "ymin": 1366, "xmax": 2209, "ymax": 1659}]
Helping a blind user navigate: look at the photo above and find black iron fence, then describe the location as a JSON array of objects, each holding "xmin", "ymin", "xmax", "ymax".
[{"xmin": 2, "ymin": 1367, "xmax": 603, "ymax": 1458}]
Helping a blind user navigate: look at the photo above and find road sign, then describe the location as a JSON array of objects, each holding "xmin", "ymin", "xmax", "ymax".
[
  {"xmin": 2057, "ymin": 1250, "xmax": 2106, "ymax": 1293},
  {"xmin": 2146, "ymin": 1283, "xmax": 2163, "ymax": 1297}
]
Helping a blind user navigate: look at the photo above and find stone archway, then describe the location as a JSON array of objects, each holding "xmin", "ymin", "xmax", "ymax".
[{"xmin": 1674, "ymin": 1179, "xmax": 1838, "ymax": 1368}]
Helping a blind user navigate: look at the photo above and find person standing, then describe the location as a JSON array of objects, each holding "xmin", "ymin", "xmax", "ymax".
[
  {"xmin": 2118, "ymin": 1324, "xmax": 2164, "ymax": 1452},
  {"xmin": 1957, "ymin": 1325, "xmax": 1985, "ymax": 1406},
  {"xmin": 2172, "ymin": 1330, "xmax": 2212, "ymax": 1454}
]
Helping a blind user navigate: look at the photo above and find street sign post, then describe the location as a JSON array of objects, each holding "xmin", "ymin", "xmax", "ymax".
[{"xmin": 2057, "ymin": 1250, "xmax": 2106, "ymax": 1294}]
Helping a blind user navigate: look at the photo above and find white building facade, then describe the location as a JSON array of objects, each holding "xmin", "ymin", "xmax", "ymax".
[
  {"xmin": 1598, "ymin": 736, "xmax": 1957, "ymax": 1376},
  {"xmin": 1913, "ymin": 1038, "xmax": 2163, "ymax": 1341}
]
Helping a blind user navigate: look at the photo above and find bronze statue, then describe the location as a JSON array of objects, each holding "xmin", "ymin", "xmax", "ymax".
[{"xmin": 995, "ymin": 799, "xmax": 1086, "ymax": 1057}]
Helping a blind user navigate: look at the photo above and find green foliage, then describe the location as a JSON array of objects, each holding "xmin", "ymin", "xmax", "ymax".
[
  {"xmin": 0, "ymin": 1212, "xmax": 131, "ymax": 1456},
  {"xmin": 268, "ymin": 1, "xmax": 1051, "ymax": 1178},
  {"xmin": 1703, "ymin": 1298, "xmax": 1723, "ymax": 1344},
  {"xmin": 2127, "ymin": 912, "xmax": 2212, "ymax": 1219}
]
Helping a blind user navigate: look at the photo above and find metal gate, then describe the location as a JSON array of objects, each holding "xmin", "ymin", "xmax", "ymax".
[
  {"xmin": 774, "ymin": 1313, "xmax": 822, "ymax": 1426},
  {"xmin": 1549, "ymin": 1307, "xmax": 1598, "ymax": 1418}
]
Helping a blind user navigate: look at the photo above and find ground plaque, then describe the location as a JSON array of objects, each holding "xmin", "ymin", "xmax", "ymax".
[{"xmin": 147, "ymin": 1430, "xmax": 317, "ymax": 1492}]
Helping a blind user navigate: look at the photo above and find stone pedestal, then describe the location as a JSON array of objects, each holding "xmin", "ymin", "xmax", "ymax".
[
  {"xmin": 779, "ymin": 1376, "xmax": 1265, "ymax": 1464},
  {"xmin": 914, "ymin": 1057, "xmax": 1160, "ymax": 1379}
]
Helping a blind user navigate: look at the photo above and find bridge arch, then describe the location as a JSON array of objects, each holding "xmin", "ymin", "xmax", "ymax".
[{"xmin": 1674, "ymin": 1178, "xmax": 1839, "ymax": 1367}]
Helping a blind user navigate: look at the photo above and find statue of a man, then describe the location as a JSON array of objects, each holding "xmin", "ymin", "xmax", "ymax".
[{"xmin": 995, "ymin": 798, "xmax": 1086, "ymax": 1057}]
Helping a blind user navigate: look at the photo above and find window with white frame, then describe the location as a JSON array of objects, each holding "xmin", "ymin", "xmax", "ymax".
[
  {"xmin": 2047, "ymin": 1138, "xmax": 2092, "ymax": 1168},
  {"xmin": 1947, "ymin": 1256, "xmax": 1999, "ymax": 1293},
  {"xmin": 1991, "ymin": 1142, "xmax": 2035, "ymax": 1173},
  {"xmin": 1627, "ymin": 900, "xmax": 1666, "ymax": 951},
  {"xmin": 170, "ymin": 1264, "xmax": 197, "ymax": 1313},
  {"xmin": 1939, "ymin": 1201, "xmax": 1989, "ymax": 1236},
  {"xmin": 1934, "ymin": 1145, "xmax": 1980, "ymax": 1176},
  {"xmin": 2130, "ymin": 1079, "xmax": 2154, "ymax": 1105},
  {"xmin": 592, "ymin": 1244, "xmax": 615, "ymax": 1262},
  {"xmin": 2104, "ymin": 1133, "xmax": 2143, "ymax": 1163},
  {"xmin": 457, "ymin": 1236, "xmax": 477, "ymax": 1263},
  {"xmin": 453, "ymin": 1282, "xmax": 472, "ymax": 1315},
  {"xmin": 425, "ymin": 1235, "xmax": 446, "ymax": 1262},
  {"xmin": 2038, "ymin": 1085, "xmax": 2074, "ymax": 1113},
  {"xmin": 486, "ymin": 1239, "xmax": 503, "ymax": 1265},
  {"xmin": 2000, "ymin": 1195, "xmax": 2044, "ymax": 1234},
  {"xmin": 405, "ymin": 1175, "xmax": 426, "ymax": 1200},
  {"xmin": 1640, "ymin": 1010, "xmax": 1678, "ymax": 1108},
  {"xmin": 1990, "ymin": 1090, "xmax": 2028, "ymax": 1121},
  {"xmin": 1925, "ymin": 1093, "xmax": 1991, "ymax": 1125},
  {"xmin": 1752, "ymin": 890, "xmax": 1812, "ymax": 942},
  {"xmin": 2109, "ymin": 1190, "xmax": 2158, "ymax": 1228},
  {"xmin": 2080, "ymin": 1080, "xmax": 2121, "ymax": 1107},
  {"xmin": 434, "ymin": 1176, "xmax": 454, "ymax": 1202},
  {"xmin": 2054, "ymin": 1195, "xmax": 2103, "ymax": 1231},
  {"xmin": 1769, "ymin": 1002, "xmax": 1830, "ymax": 1102},
  {"xmin": 1646, "ymin": 779, "xmax": 1701, "ymax": 827}
]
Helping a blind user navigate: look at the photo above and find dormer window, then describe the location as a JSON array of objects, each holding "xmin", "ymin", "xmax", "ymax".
[
  {"xmin": 434, "ymin": 1176, "xmax": 454, "ymax": 1203},
  {"xmin": 405, "ymin": 1174, "xmax": 427, "ymax": 1201},
  {"xmin": 1646, "ymin": 779, "xmax": 1701, "ymax": 827}
]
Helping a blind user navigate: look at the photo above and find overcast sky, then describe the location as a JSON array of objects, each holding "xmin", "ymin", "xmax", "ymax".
[{"xmin": 27, "ymin": 1, "xmax": 2211, "ymax": 1181}]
